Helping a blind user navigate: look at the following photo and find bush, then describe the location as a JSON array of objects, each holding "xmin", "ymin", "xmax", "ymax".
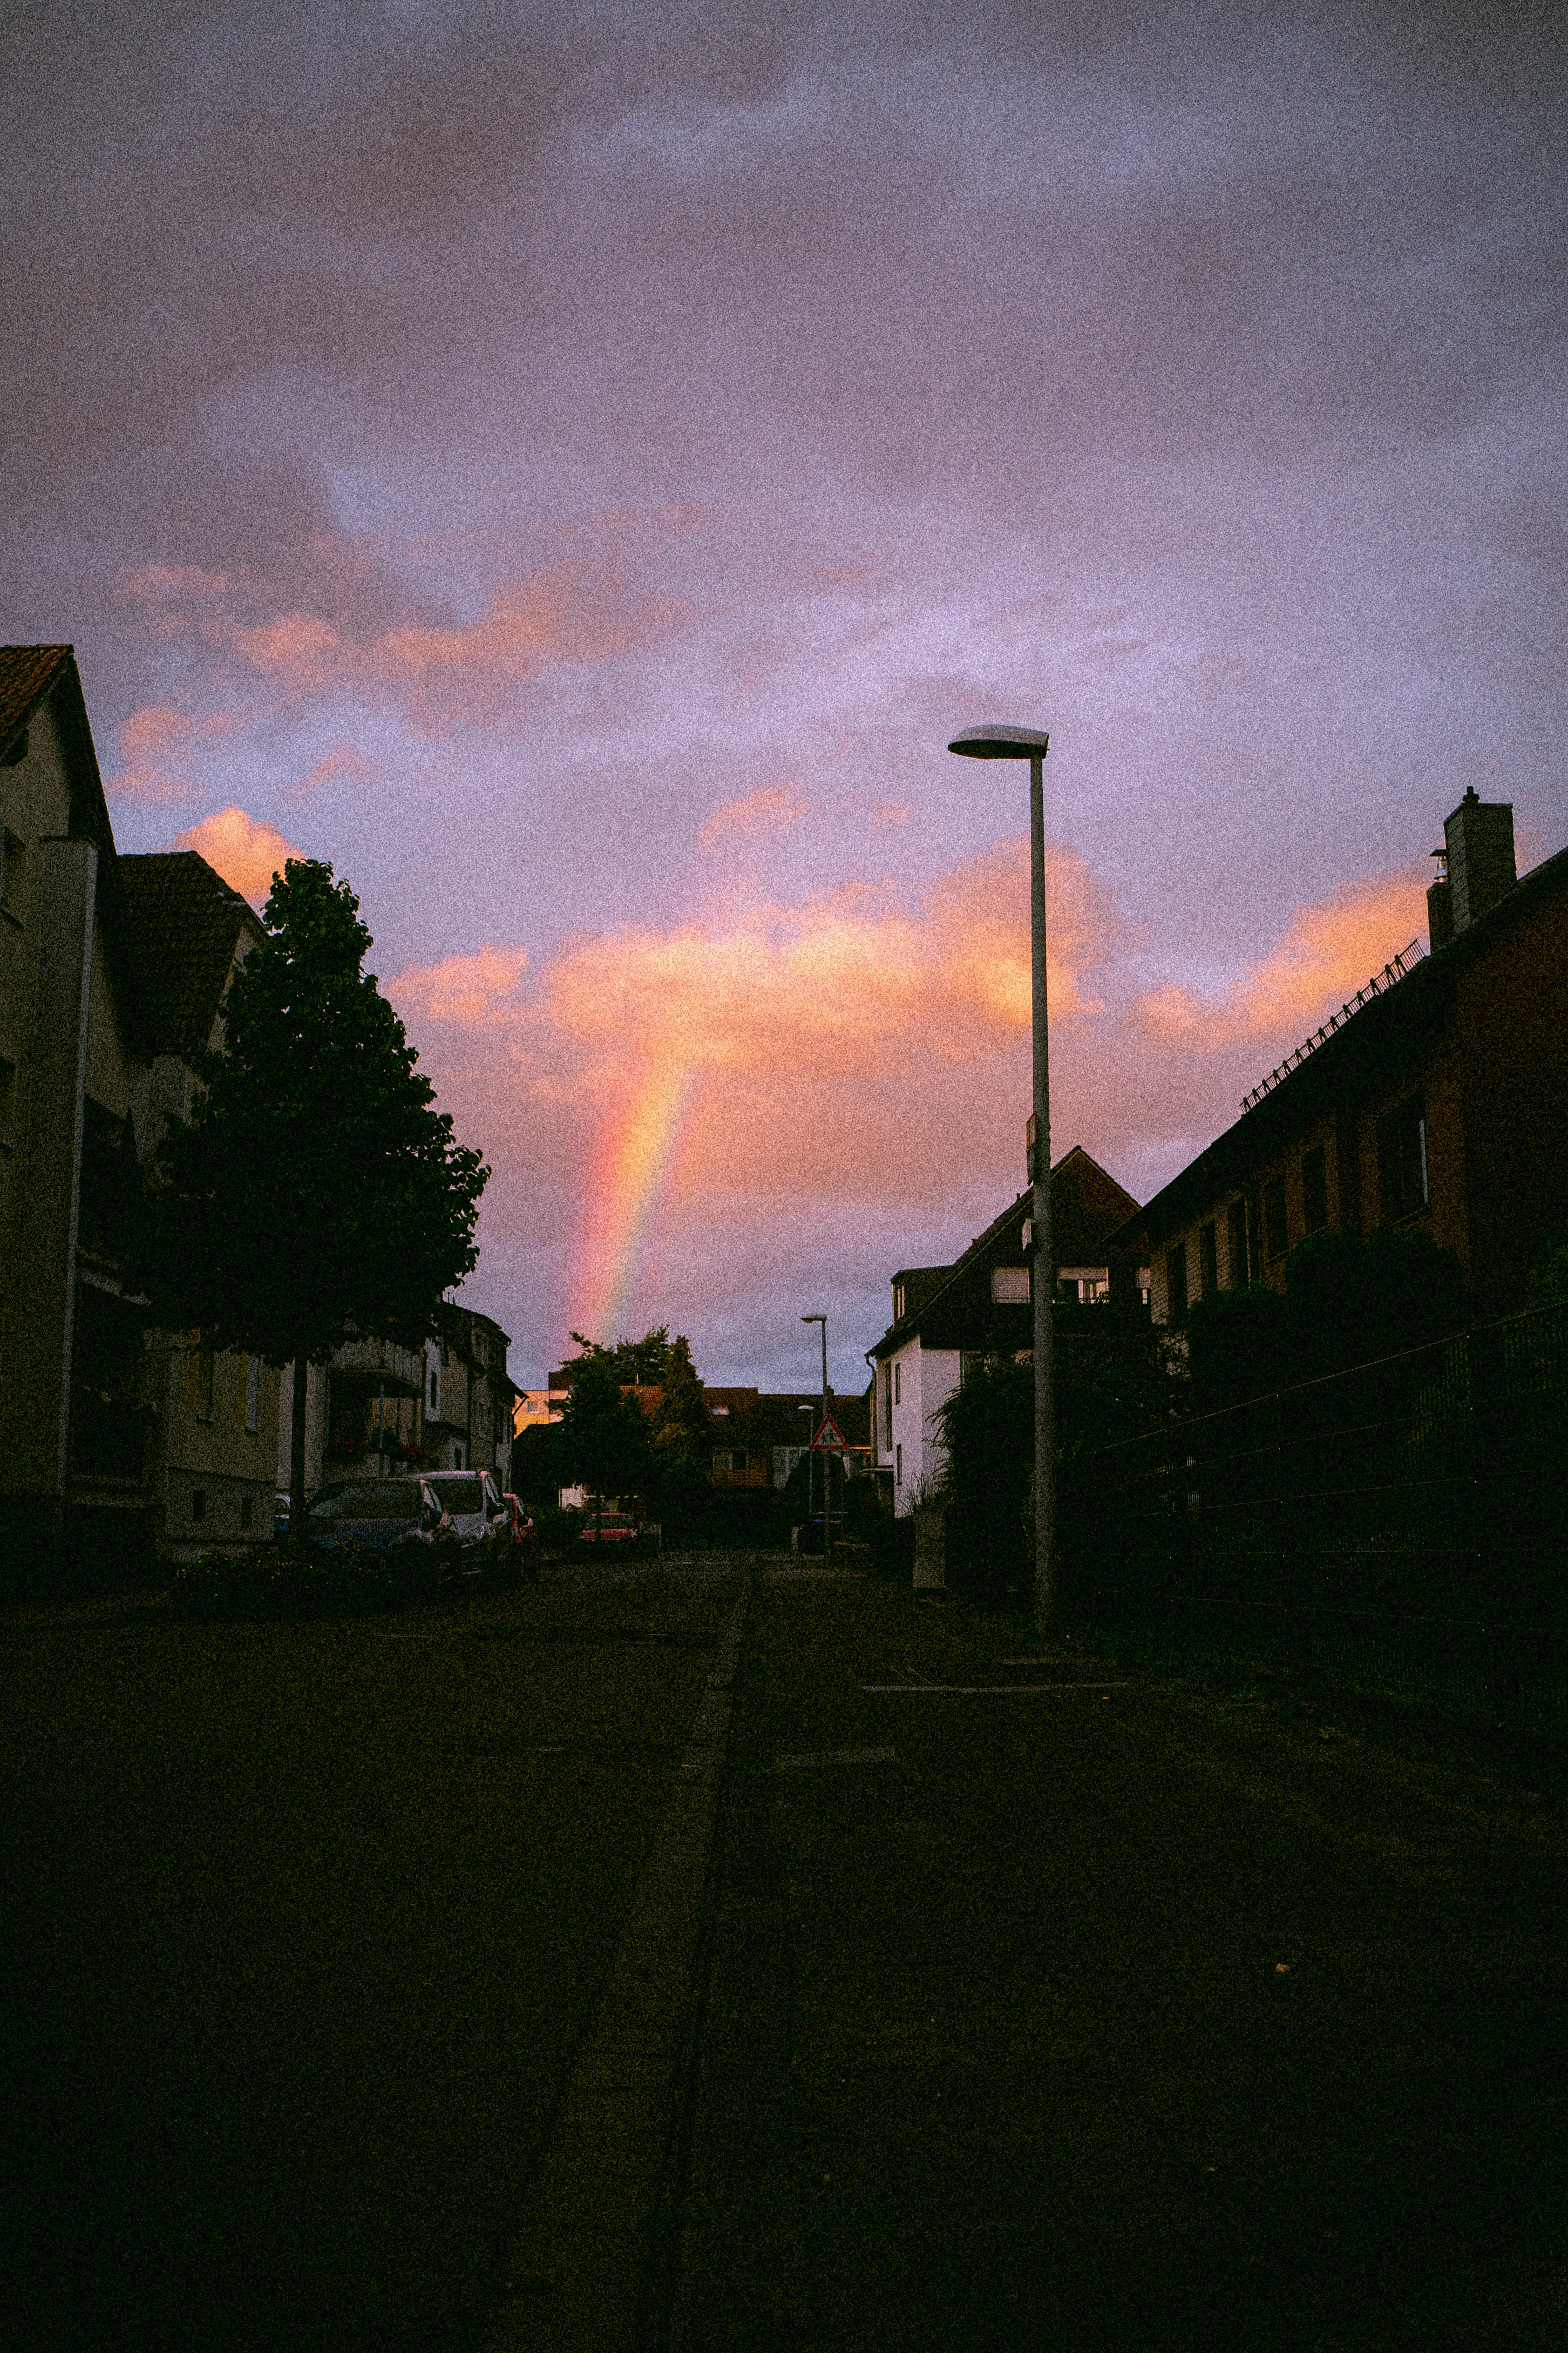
[{"xmin": 172, "ymin": 1540, "xmax": 444, "ymax": 1622}]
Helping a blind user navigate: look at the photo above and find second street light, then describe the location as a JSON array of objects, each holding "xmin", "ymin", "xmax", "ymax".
[
  {"xmin": 800, "ymin": 1312, "xmax": 832, "ymax": 1566},
  {"xmin": 947, "ymin": 721, "xmax": 1055, "ymax": 1633}
]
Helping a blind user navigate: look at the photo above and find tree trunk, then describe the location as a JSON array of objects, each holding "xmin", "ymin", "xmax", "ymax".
[{"xmin": 290, "ymin": 1354, "xmax": 309, "ymax": 1542}]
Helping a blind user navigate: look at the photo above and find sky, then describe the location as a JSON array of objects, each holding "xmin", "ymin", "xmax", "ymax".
[{"xmin": 4, "ymin": 0, "xmax": 1566, "ymax": 1391}]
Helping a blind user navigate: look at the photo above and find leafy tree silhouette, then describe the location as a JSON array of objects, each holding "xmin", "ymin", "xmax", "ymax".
[{"xmin": 136, "ymin": 860, "xmax": 488, "ymax": 1519}]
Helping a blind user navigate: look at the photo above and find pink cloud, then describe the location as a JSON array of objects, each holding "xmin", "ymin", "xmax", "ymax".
[
  {"xmin": 393, "ymin": 945, "xmax": 530, "ymax": 1032},
  {"xmin": 107, "ymin": 704, "xmax": 233, "ymax": 803},
  {"xmin": 1135, "ymin": 863, "xmax": 1431, "ymax": 1045},
  {"xmin": 171, "ymin": 807, "xmax": 306, "ymax": 908},
  {"xmin": 287, "ymin": 746, "xmax": 375, "ymax": 800},
  {"xmin": 698, "ymin": 783, "xmax": 818, "ymax": 848},
  {"xmin": 119, "ymin": 538, "xmax": 695, "ymax": 731}
]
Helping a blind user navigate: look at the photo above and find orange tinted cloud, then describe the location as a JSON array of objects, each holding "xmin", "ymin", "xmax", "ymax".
[
  {"xmin": 121, "ymin": 542, "xmax": 693, "ymax": 729},
  {"xmin": 698, "ymin": 783, "xmax": 817, "ymax": 847},
  {"xmin": 172, "ymin": 807, "xmax": 305, "ymax": 907},
  {"xmin": 108, "ymin": 703, "xmax": 232, "ymax": 802},
  {"xmin": 395, "ymin": 945, "xmax": 530, "ymax": 1031},
  {"xmin": 1136, "ymin": 863, "xmax": 1430, "ymax": 1045}
]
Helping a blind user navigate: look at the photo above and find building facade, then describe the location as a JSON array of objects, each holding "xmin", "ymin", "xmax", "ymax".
[
  {"xmin": 867, "ymin": 1146, "xmax": 1145, "ymax": 1513},
  {"xmin": 1117, "ymin": 792, "xmax": 1568, "ymax": 1323}
]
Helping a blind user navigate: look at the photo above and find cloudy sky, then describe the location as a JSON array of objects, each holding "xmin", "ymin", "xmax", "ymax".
[{"xmin": 5, "ymin": 0, "xmax": 1565, "ymax": 1389}]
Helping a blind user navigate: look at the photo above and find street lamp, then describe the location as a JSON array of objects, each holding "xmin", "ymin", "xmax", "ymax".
[
  {"xmin": 801, "ymin": 1312, "xmax": 832, "ymax": 1566},
  {"xmin": 947, "ymin": 722, "xmax": 1054, "ymax": 1632}
]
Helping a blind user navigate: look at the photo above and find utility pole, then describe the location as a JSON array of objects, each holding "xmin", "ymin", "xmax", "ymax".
[{"xmin": 801, "ymin": 1313, "xmax": 832, "ymax": 1566}]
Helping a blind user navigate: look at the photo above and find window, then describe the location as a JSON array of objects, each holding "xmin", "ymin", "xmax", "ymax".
[
  {"xmin": 428, "ymin": 1358, "xmax": 440, "ymax": 1416},
  {"xmin": 1378, "ymin": 1097, "xmax": 1428, "ymax": 1222},
  {"xmin": 1165, "ymin": 1241, "xmax": 1188, "ymax": 1326},
  {"xmin": 1199, "ymin": 1222, "xmax": 1218, "ymax": 1299},
  {"xmin": 452, "ymin": 1445, "xmax": 464, "ymax": 1470},
  {"xmin": 1302, "ymin": 1146, "xmax": 1328, "ymax": 1236},
  {"xmin": 240, "ymin": 1492, "xmax": 253, "ymax": 1531},
  {"xmin": 991, "ymin": 1266, "xmax": 1030, "ymax": 1304},
  {"xmin": 1226, "ymin": 1198, "xmax": 1248, "ymax": 1289},
  {"xmin": 895, "ymin": 1443, "xmax": 903, "ymax": 1486},
  {"xmin": 186, "ymin": 1335, "xmax": 214, "ymax": 1421},
  {"xmin": 894, "ymin": 1361, "xmax": 902, "ymax": 1406},
  {"xmin": 191, "ymin": 1490, "xmax": 206, "ymax": 1522},
  {"xmin": 880, "ymin": 1362, "xmax": 892, "ymax": 1452},
  {"xmin": 1264, "ymin": 1177, "xmax": 1289, "ymax": 1264},
  {"xmin": 960, "ymin": 1352, "xmax": 984, "ymax": 1387},
  {"xmin": 245, "ymin": 1353, "xmax": 260, "ymax": 1434},
  {"xmin": 894, "ymin": 1283, "xmax": 906, "ymax": 1320}
]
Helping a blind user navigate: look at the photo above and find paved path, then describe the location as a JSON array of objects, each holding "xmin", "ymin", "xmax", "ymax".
[{"xmin": 663, "ymin": 1573, "xmax": 1568, "ymax": 2353}]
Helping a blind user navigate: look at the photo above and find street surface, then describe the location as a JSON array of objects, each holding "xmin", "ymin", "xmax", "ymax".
[{"xmin": 3, "ymin": 1558, "xmax": 1564, "ymax": 2351}]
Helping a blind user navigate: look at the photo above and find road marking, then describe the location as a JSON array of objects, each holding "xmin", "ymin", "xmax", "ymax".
[
  {"xmin": 485, "ymin": 1583, "xmax": 749, "ymax": 2353},
  {"xmin": 860, "ymin": 1682, "xmax": 1131, "ymax": 1694},
  {"xmin": 776, "ymin": 1747, "xmax": 898, "ymax": 1769}
]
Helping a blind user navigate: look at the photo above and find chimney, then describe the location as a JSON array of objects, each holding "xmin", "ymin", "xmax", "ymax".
[
  {"xmin": 1427, "ymin": 848, "xmax": 1452, "ymax": 952},
  {"xmin": 1443, "ymin": 787, "xmax": 1516, "ymax": 936}
]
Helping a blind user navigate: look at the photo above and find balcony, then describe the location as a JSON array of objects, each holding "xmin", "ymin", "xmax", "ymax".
[{"xmin": 329, "ymin": 1337, "xmax": 425, "ymax": 1395}]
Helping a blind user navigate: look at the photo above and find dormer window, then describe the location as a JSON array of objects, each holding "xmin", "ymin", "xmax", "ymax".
[{"xmin": 894, "ymin": 1283, "xmax": 906, "ymax": 1319}]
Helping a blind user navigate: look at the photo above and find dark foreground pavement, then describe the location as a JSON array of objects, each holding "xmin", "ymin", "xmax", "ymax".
[
  {"xmin": 4, "ymin": 1560, "xmax": 1565, "ymax": 2351},
  {"xmin": 667, "ymin": 1572, "xmax": 1568, "ymax": 2353}
]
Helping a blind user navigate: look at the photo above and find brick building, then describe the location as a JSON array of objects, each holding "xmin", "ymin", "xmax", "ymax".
[{"xmin": 1116, "ymin": 790, "xmax": 1568, "ymax": 1323}]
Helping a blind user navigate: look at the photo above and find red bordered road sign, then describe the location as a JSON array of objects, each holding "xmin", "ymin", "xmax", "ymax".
[{"xmin": 811, "ymin": 1416, "xmax": 847, "ymax": 1452}]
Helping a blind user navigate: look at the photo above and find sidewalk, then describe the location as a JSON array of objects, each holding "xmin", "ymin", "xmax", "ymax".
[{"xmin": 666, "ymin": 1575, "xmax": 1568, "ymax": 2352}]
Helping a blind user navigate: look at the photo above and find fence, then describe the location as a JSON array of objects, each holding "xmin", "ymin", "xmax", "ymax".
[{"xmin": 1059, "ymin": 1298, "xmax": 1568, "ymax": 1740}]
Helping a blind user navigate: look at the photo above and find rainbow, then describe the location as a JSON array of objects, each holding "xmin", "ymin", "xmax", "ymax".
[{"xmin": 573, "ymin": 1060, "xmax": 702, "ymax": 1342}]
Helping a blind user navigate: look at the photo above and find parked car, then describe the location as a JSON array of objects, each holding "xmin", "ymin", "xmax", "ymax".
[
  {"xmin": 302, "ymin": 1479, "xmax": 450, "ymax": 1558},
  {"xmin": 303, "ymin": 1470, "xmax": 512, "ymax": 1584},
  {"xmin": 578, "ymin": 1511, "xmax": 641, "ymax": 1551}
]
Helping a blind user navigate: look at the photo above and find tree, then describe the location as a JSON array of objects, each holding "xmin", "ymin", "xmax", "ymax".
[
  {"xmin": 559, "ymin": 1355, "xmax": 654, "ymax": 1530},
  {"xmin": 567, "ymin": 1326, "xmax": 677, "ymax": 1386},
  {"xmin": 136, "ymin": 859, "xmax": 489, "ymax": 1519}
]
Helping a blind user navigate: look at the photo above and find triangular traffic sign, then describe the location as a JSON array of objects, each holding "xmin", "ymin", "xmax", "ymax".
[{"xmin": 811, "ymin": 1415, "xmax": 847, "ymax": 1452}]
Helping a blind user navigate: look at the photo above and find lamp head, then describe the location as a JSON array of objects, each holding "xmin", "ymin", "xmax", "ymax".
[{"xmin": 947, "ymin": 723, "xmax": 1050, "ymax": 760}]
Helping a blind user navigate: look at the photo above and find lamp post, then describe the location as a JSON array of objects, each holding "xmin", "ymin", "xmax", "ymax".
[
  {"xmin": 801, "ymin": 1312, "xmax": 831, "ymax": 1565},
  {"xmin": 947, "ymin": 722, "xmax": 1054, "ymax": 1632}
]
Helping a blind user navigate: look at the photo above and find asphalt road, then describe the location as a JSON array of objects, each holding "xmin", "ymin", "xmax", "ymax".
[
  {"xmin": 0, "ymin": 1559, "xmax": 745, "ymax": 2353},
  {"xmin": 4, "ymin": 1559, "xmax": 1564, "ymax": 2352}
]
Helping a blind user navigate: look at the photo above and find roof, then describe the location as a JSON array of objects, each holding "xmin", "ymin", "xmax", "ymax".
[
  {"xmin": 0, "ymin": 644, "xmax": 73, "ymax": 757},
  {"xmin": 867, "ymin": 1146, "xmax": 1142, "ymax": 1363},
  {"xmin": 117, "ymin": 852, "xmax": 262, "ymax": 1060},
  {"xmin": 1112, "ymin": 838, "xmax": 1568, "ymax": 1255}
]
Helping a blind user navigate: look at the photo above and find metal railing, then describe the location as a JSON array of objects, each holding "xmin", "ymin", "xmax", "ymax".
[
  {"xmin": 1060, "ymin": 1298, "xmax": 1568, "ymax": 1737},
  {"xmin": 1240, "ymin": 939, "xmax": 1426, "ymax": 1110}
]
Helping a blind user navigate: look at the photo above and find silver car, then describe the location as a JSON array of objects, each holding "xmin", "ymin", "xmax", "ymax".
[{"xmin": 398, "ymin": 1470, "xmax": 513, "ymax": 1579}]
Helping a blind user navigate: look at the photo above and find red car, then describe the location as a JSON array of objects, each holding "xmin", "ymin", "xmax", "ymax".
[{"xmin": 578, "ymin": 1511, "xmax": 641, "ymax": 1550}]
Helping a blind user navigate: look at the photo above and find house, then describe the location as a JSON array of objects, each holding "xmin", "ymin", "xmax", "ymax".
[
  {"xmin": 283, "ymin": 1304, "xmax": 516, "ymax": 1496},
  {"xmin": 704, "ymin": 1387, "xmax": 872, "ymax": 1491},
  {"xmin": 0, "ymin": 646, "xmax": 151, "ymax": 1571},
  {"xmin": 867, "ymin": 1146, "xmax": 1145, "ymax": 1513},
  {"xmin": 424, "ymin": 1306, "xmax": 515, "ymax": 1477},
  {"xmin": 1115, "ymin": 791, "xmax": 1568, "ymax": 1323},
  {"xmin": 116, "ymin": 850, "xmax": 284, "ymax": 1551}
]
